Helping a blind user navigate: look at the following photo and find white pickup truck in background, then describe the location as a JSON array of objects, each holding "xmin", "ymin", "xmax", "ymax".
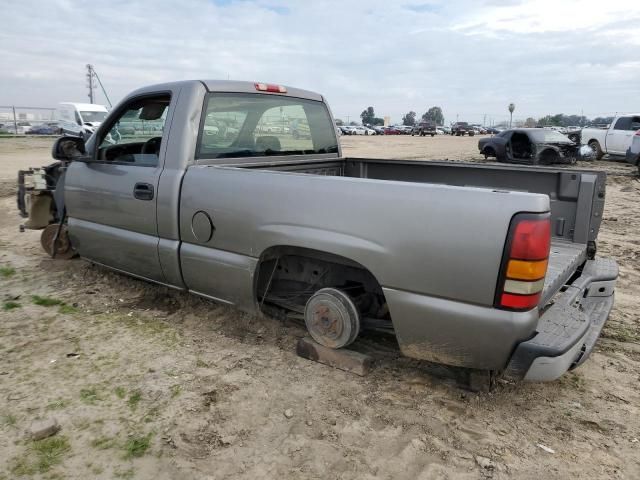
[{"xmin": 581, "ymin": 114, "xmax": 640, "ymax": 159}]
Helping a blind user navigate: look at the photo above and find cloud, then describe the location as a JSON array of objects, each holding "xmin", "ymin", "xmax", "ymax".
[{"xmin": 1, "ymin": 0, "xmax": 639, "ymax": 124}]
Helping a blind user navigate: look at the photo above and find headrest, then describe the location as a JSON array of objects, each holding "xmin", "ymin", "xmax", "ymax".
[
  {"xmin": 255, "ymin": 136, "xmax": 281, "ymax": 152},
  {"xmin": 139, "ymin": 103, "xmax": 167, "ymax": 121}
]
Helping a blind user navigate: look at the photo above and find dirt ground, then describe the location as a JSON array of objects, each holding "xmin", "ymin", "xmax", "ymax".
[{"xmin": 1, "ymin": 135, "xmax": 639, "ymax": 479}]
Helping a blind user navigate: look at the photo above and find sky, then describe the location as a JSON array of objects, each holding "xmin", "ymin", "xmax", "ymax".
[{"xmin": 1, "ymin": 0, "xmax": 639, "ymax": 125}]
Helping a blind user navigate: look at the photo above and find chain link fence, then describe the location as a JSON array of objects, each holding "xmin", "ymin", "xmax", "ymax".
[{"xmin": 0, "ymin": 106, "xmax": 57, "ymax": 135}]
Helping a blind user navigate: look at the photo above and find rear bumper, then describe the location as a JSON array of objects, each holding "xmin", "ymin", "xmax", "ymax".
[{"xmin": 504, "ymin": 257, "xmax": 618, "ymax": 381}]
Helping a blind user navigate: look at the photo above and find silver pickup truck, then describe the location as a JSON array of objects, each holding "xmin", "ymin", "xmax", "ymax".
[{"xmin": 18, "ymin": 80, "xmax": 618, "ymax": 382}]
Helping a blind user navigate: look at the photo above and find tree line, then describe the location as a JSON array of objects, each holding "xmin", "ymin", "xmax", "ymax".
[{"xmin": 334, "ymin": 108, "xmax": 614, "ymax": 128}]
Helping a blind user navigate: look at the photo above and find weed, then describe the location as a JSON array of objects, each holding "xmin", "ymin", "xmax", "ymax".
[
  {"xmin": 114, "ymin": 467, "xmax": 135, "ymax": 479},
  {"xmin": 195, "ymin": 358, "xmax": 209, "ymax": 368},
  {"xmin": 46, "ymin": 399, "xmax": 68, "ymax": 411},
  {"xmin": 127, "ymin": 391, "xmax": 142, "ymax": 410},
  {"xmin": 115, "ymin": 386, "xmax": 126, "ymax": 399},
  {"xmin": 32, "ymin": 295, "xmax": 63, "ymax": 307},
  {"xmin": 90, "ymin": 436, "xmax": 118, "ymax": 450},
  {"xmin": 11, "ymin": 436, "xmax": 71, "ymax": 475},
  {"xmin": 0, "ymin": 266, "xmax": 15, "ymax": 278},
  {"xmin": 2, "ymin": 301, "xmax": 20, "ymax": 311},
  {"xmin": 170, "ymin": 384, "xmax": 182, "ymax": 398},
  {"xmin": 58, "ymin": 304, "xmax": 78, "ymax": 314},
  {"xmin": 1, "ymin": 412, "xmax": 17, "ymax": 427},
  {"xmin": 80, "ymin": 387, "xmax": 101, "ymax": 404},
  {"xmin": 123, "ymin": 434, "xmax": 152, "ymax": 459}
]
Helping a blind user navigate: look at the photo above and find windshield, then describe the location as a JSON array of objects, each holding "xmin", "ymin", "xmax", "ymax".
[
  {"xmin": 197, "ymin": 93, "xmax": 338, "ymax": 159},
  {"xmin": 529, "ymin": 130, "xmax": 572, "ymax": 143},
  {"xmin": 80, "ymin": 111, "xmax": 108, "ymax": 123}
]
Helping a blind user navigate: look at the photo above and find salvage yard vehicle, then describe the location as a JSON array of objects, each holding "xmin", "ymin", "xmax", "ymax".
[
  {"xmin": 17, "ymin": 80, "xmax": 618, "ymax": 382},
  {"xmin": 579, "ymin": 114, "xmax": 640, "ymax": 160},
  {"xmin": 411, "ymin": 121, "xmax": 436, "ymax": 137},
  {"xmin": 478, "ymin": 128, "xmax": 594, "ymax": 165},
  {"xmin": 56, "ymin": 102, "xmax": 109, "ymax": 139},
  {"xmin": 451, "ymin": 122, "xmax": 475, "ymax": 136}
]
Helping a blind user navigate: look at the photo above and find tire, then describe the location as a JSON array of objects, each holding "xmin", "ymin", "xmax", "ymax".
[
  {"xmin": 483, "ymin": 147, "xmax": 495, "ymax": 159},
  {"xmin": 588, "ymin": 140, "xmax": 604, "ymax": 160},
  {"xmin": 304, "ymin": 288, "xmax": 360, "ymax": 349},
  {"xmin": 431, "ymin": 133, "xmax": 435, "ymax": 137}
]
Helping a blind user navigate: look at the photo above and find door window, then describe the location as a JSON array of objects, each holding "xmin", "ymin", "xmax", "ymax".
[
  {"xmin": 630, "ymin": 117, "xmax": 640, "ymax": 131},
  {"xmin": 97, "ymin": 95, "xmax": 171, "ymax": 166},
  {"xmin": 613, "ymin": 117, "xmax": 631, "ymax": 130}
]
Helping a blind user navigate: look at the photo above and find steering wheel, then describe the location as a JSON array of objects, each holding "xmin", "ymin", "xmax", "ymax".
[{"xmin": 141, "ymin": 137, "xmax": 162, "ymax": 155}]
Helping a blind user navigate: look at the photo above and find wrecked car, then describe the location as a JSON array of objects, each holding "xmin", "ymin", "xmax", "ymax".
[
  {"xmin": 17, "ymin": 80, "xmax": 617, "ymax": 382},
  {"xmin": 478, "ymin": 128, "xmax": 593, "ymax": 165}
]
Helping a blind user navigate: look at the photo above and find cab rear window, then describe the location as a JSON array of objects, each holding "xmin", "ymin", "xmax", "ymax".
[{"xmin": 196, "ymin": 93, "xmax": 338, "ymax": 159}]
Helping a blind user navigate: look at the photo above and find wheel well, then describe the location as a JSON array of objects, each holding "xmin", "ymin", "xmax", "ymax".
[
  {"xmin": 483, "ymin": 145, "xmax": 496, "ymax": 154},
  {"xmin": 254, "ymin": 246, "xmax": 391, "ymax": 326},
  {"xmin": 538, "ymin": 148, "xmax": 559, "ymax": 164},
  {"xmin": 587, "ymin": 139, "xmax": 599, "ymax": 146}
]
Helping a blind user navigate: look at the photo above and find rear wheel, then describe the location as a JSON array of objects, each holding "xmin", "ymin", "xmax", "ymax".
[
  {"xmin": 304, "ymin": 288, "xmax": 360, "ymax": 349},
  {"xmin": 588, "ymin": 140, "xmax": 604, "ymax": 160}
]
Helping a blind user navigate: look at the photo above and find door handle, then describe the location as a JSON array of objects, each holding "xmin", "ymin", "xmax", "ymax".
[{"xmin": 133, "ymin": 182, "xmax": 154, "ymax": 200}]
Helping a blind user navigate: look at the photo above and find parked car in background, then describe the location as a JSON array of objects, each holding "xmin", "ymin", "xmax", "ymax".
[
  {"xmin": 339, "ymin": 126, "xmax": 354, "ymax": 135},
  {"xmin": 439, "ymin": 126, "xmax": 451, "ymax": 135},
  {"xmin": 57, "ymin": 102, "xmax": 109, "ymax": 139},
  {"xmin": 478, "ymin": 128, "xmax": 593, "ymax": 165},
  {"xmin": 411, "ymin": 121, "xmax": 436, "ymax": 137},
  {"xmin": 451, "ymin": 122, "xmax": 475, "ymax": 136},
  {"xmin": 371, "ymin": 125, "xmax": 386, "ymax": 135},
  {"xmin": 485, "ymin": 127, "xmax": 501, "ymax": 135},
  {"xmin": 383, "ymin": 126, "xmax": 403, "ymax": 135},
  {"xmin": 28, "ymin": 124, "xmax": 58, "ymax": 135},
  {"xmin": 579, "ymin": 114, "xmax": 640, "ymax": 160}
]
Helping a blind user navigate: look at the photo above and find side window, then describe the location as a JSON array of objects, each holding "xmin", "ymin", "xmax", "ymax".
[
  {"xmin": 97, "ymin": 95, "xmax": 171, "ymax": 167},
  {"xmin": 74, "ymin": 111, "xmax": 82, "ymax": 125},
  {"xmin": 630, "ymin": 117, "xmax": 640, "ymax": 131},
  {"xmin": 613, "ymin": 117, "xmax": 631, "ymax": 130}
]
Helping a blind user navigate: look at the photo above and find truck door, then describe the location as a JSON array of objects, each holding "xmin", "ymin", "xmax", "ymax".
[
  {"xmin": 65, "ymin": 93, "xmax": 173, "ymax": 283},
  {"xmin": 608, "ymin": 116, "xmax": 633, "ymax": 155}
]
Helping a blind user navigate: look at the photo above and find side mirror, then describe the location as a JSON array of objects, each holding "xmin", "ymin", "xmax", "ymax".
[{"xmin": 52, "ymin": 136, "xmax": 89, "ymax": 161}]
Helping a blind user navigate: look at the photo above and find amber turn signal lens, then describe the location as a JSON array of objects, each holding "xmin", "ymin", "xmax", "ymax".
[{"xmin": 506, "ymin": 259, "xmax": 548, "ymax": 281}]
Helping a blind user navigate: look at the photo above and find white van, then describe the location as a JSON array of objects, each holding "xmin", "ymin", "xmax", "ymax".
[{"xmin": 56, "ymin": 103, "xmax": 108, "ymax": 139}]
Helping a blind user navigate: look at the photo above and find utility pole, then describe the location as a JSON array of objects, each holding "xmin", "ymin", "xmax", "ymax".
[
  {"xmin": 483, "ymin": 114, "xmax": 486, "ymax": 127},
  {"xmin": 12, "ymin": 106, "xmax": 17, "ymax": 134},
  {"xmin": 86, "ymin": 64, "xmax": 96, "ymax": 104}
]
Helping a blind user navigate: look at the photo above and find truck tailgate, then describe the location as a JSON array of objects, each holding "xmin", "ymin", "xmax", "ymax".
[{"xmin": 541, "ymin": 241, "xmax": 587, "ymax": 305}]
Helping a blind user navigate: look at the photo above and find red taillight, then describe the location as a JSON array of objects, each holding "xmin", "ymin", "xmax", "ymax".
[
  {"xmin": 496, "ymin": 213, "xmax": 551, "ymax": 311},
  {"xmin": 254, "ymin": 82, "xmax": 287, "ymax": 93},
  {"xmin": 635, "ymin": 129, "xmax": 640, "ymax": 136},
  {"xmin": 509, "ymin": 218, "xmax": 551, "ymax": 260}
]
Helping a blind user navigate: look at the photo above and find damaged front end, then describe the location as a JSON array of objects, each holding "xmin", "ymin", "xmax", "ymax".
[
  {"xmin": 533, "ymin": 142, "xmax": 593, "ymax": 165},
  {"xmin": 17, "ymin": 135, "xmax": 87, "ymax": 259}
]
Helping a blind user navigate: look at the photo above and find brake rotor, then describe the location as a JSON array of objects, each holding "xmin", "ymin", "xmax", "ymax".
[
  {"xmin": 304, "ymin": 288, "xmax": 360, "ymax": 349},
  {"xmin": 40, "ymin": 224, "xmax": 76, "ymax": 260}
]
